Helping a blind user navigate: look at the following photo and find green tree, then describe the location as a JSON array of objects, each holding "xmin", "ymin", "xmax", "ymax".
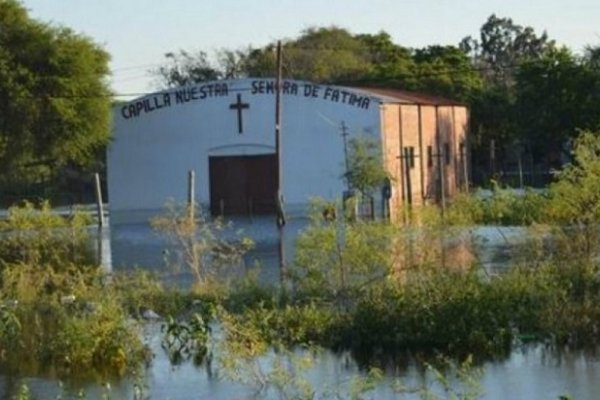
[
  {"xmin": 344, "ymin": 136, "xmax": 388, "ymax": 198},
  {"xmin": 461, "ymin": 14, "xmax": 557, "ymax": 182},
  {"xmin": 0, "ymin": 0, "xmax": 112, "ymax": 185},
  {"xmin": 548, "ymin": 130, "xmax": 600, "ymax": 258},
  {"xmin": 156, "ymin": 27, "xmax": 376, "ymax": 86},
  {"xmin": 247, "ymin": 26, "xmax": 373, "ymax": 83},
  {"xmin": 514, "ymin": 47, "xmax": 600, "ymax": 165},
  {"xmin": 154, "ymin": 50, "xmax": 222, "ymax": 87},
  {"xmin": 283, "ymin": 26, "xmax": 372, "ymax": 82},
  {"xmin": 460, "ymin": 14, "xmax": 555, "ymax": 86},
  {"xmin": 412, "ymin": 45, "xmax": 483, "ymax": 100},
  {"xmin": 584, "ymin": 44, "xmax": 600, "ymax": 69},
  {"xmin": 354, "ymin": 31, "xmax": 416, "ymax": 87},
  {"xmin": 240, "ymin": 43, "xmax": 278, "ymax": 79}
]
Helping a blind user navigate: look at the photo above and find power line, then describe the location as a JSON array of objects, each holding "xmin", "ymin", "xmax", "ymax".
[{"xmin": 111, "ymin": 62, "xmax": 163, "ymax": 73}]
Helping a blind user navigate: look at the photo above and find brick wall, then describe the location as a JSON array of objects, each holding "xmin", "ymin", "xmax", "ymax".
[{"xmin": 381, "ymin": 103, "xmax": 469, "ymax": 221}]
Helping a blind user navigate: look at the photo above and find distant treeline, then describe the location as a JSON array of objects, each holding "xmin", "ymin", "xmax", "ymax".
[{"xmin": 154, "ymin": 16, "xmax": 600, "ymax": 186}]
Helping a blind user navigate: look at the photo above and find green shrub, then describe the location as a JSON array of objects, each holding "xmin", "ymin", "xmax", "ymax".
[
  {"xmin": 151, "ymin": 202, "xmax": 253, "ymax": 290},
  {"xmin": 0, "ymin": 264, "xmax": 148, "ymax": 378},
  {"xmin": 0, "ymin": 201, "xmax": 93, "ymax": 270},
  {"xmin": 292, "ymin": 216, "xmax": 394, "ymax": 304},
  {"xmin": 226, "ymin": 301, "xmax": 341, "ymax": 348}
]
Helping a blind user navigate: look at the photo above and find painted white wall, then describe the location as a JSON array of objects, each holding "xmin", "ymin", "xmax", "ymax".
[{"xmin": 108, "ymin": 79, "xmax": 382, "ymax": 222}]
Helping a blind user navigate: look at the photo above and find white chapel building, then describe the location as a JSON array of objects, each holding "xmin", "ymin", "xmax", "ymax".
[{"xmin": 108, "ymin": 78, "xmax": 469, "ymax": 224}]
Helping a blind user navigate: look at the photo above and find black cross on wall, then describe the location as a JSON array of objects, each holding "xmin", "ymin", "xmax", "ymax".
[{"xmin": 229, "ymin": 94, "xmax": 250, "ymax": 134}]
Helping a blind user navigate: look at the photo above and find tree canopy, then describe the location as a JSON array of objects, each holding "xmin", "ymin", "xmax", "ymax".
[
  {"xmin": 152, "ymin": 26, "xmax": 481, "ymax": 101},
  {"xmin": 0, "ymin": 0, "xmax": 112, "ymax": 185},
  {"xmin": 152, "ymin": 18, "xmax": 600, "ymax": 186}
]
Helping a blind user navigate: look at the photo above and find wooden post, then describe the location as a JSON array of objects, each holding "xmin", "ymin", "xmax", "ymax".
[
  {"xmin": 462, "ymin": 142, "xmax": 470, "ymax": 192},
  {"xmin": 341, "ymin": 121, "xmax": 350, "ymax": 189},
  {"xmin": 398, "ymin": 108, "xmax": 407, "ymax": 224},
  {"xmin": 435, "ymin": 107, "xmax": 446, "ymax": 217},
  {"xmin": 187, "ymin": 170, "xmax": 195, "ymax": 222},
  {"xmin": 275, "ymin": 40, "xmax": 287, "ymax": 283},
  {"xmin": 403, "ymin": 147, "xmax": 413, "ymax": 207},
  {"xmin": 518, "ymin": 151, "xmax": 524, "ymax": 189},
  {"xmin": 490, "ymin": 139, "xmax": 496, "ymax": 180},
  {"xmin": 435, "ymin": 107, "xmax": 446, "ymax": 269},
  {"xmin": 94, "ymin": 173, "xmax": 105, "ymax": 228}
]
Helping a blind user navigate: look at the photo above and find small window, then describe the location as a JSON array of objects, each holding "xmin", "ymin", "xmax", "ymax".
[
  {"xmin": 459, "ymin": 141, "xmax": 465, "ymax": 165},
  {"xmin": 444, "ymin": 142, "xmax": 451, "ymax": 165},
  {"xmin": 427, "ymin": 146, "xmax": 433, "ymax": 168}
]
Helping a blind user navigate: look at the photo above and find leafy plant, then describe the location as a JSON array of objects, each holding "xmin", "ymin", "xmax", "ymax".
[
  {"xmin": 0, "ymin": 263, "xmax": 148, "ymax": 378},
  {"xmin": 546, "ymin": 130, "xmax": 600, "ymax": 258},
  {"xmin": 344, "ymin": 136, "xmax": 389, "ymax": 198},
  {"xmin": 0, "ymin": 201, "xmax": 93, "ymax": 271},
  {"xmin": 161, "ymin": 312, "xmax": 212, "ymax": 365},
  {"xmin": 151, "ymin": 203, "xmax": 253, "ymax": 290},
  {"xmin": 292, "ymin": 207, "xmax": 395, "ymax": 305}
]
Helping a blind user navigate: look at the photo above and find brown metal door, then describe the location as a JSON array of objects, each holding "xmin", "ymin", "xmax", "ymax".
[{"xmin": 209, "ymin": 154, "xmax": 277, "ymax": 216}]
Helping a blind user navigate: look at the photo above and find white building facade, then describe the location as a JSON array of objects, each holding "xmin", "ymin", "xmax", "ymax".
[{"xmin": 108, "ymin": 78, "xmax": 382, "ymax": 223}]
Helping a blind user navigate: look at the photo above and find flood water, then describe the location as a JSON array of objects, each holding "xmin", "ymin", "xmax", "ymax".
[
  {"xmin": 2, "ymin": 215, "xmax": 598, "ymax": 399},
  {"xmin": 4, "ymin": 336, "xmax": 600, "ymax": 399}
]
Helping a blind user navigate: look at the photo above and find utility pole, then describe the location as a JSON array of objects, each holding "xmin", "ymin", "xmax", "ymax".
[
  {"xmin": 274, "ymin": 40, "xmax": 287, "ymax": 283},
  {"xmin": 187, "ymin": 170, "xmax": 195, "ymax": 223},
  {"xmin": 94, "ymin": 173, "xmax": 105, "ymax": 228},
  {"xmin": 340, "ymin": 121, "xmax": 350, "ymax": 189}
]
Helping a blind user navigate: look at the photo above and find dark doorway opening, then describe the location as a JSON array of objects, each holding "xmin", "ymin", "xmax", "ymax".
[{"xmin": 209, "ymin": 154, "xmax": 277, "ymax": 216}]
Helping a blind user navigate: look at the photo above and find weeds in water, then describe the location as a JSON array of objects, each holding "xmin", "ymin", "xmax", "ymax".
[
  {"xmin": 151, "ymin": 202, "xmax": 253, "ymax": 290},
  {"xmin": 0, "ymin": 201, "xmax": 93, "ymax": 270},
  {"xmin": 8, "ymin": 131, "xmax": 600, "ymax": 398},
  {"xmin": 0, "ymin": 264, "xmax": 148, "ymax": 378},
  {"xmin": 161, "ymin": 312, "xmax": 212, "ymax": 365}
]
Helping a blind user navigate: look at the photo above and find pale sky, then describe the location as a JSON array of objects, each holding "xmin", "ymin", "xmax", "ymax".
[{"xmin": 21, "ymin": 0, "xmax": 600, "ymax": 96}]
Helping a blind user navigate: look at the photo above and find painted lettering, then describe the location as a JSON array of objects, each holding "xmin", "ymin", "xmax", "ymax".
[
  {"xmin": 163, "ymin": 93, "xmax": 171, "ymax": 107},
  {"xmin": 341, "ymin": 90, "xmax": 351, "ymax": 103},
  {"xmin": 251, "ymin": 80, "xmax": 261, "ymax": 94},
  {"xmin": 175, "ymin": 83, "xmax": 229, "ymax": 105},
  {"xmin": 121, "ymin": 105, "xmax": 130, "ymax": 119},
  {"xmin": 122, "ymin": 80, "xmax": 370, "ymax": 121},
  {"xmin": 304, "ymin": 84, "xmax": 313, "ymax": 97},
  {"xmin": 215, "ymin": 83, "xmax": 228, "ymax": 96},
  {"xmin": 175, "ymin": 89, "xmax": 188, "ymax": 104},
  {"xmin": 349, "ymin": 93, "xmax": 357, "ymax": 106},
  {"xmin": 282, "ymin": 81, "xmax": 298, "ymax": 95},
  {"xmin": 265, "ymin": 81, "xmax": 275, "ymax": 94},
  {"xmin": 330, "ymin": 89, "xmax": 340, "ymax": 102},
  {"xmin": 301, "ymin": 83, "xmax": 320, "ymax": 98},
  {"xmin": 121, "ymin": 93, "xmax": 174, "ymax": 119}
]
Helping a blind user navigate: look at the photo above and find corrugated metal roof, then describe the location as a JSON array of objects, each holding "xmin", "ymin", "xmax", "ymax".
[{"xmin": 354, "ymin": 87, "xmax": 466, "ymax": 106}]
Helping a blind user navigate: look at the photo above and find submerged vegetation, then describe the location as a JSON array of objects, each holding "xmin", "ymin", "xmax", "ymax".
[
  {"xmin": 3, "ymin": 132, "xmax": 600, "ymax": 398},
  {"xmin": 0, "ymin": 203, "xmax": 147, "ymax": 379}
]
